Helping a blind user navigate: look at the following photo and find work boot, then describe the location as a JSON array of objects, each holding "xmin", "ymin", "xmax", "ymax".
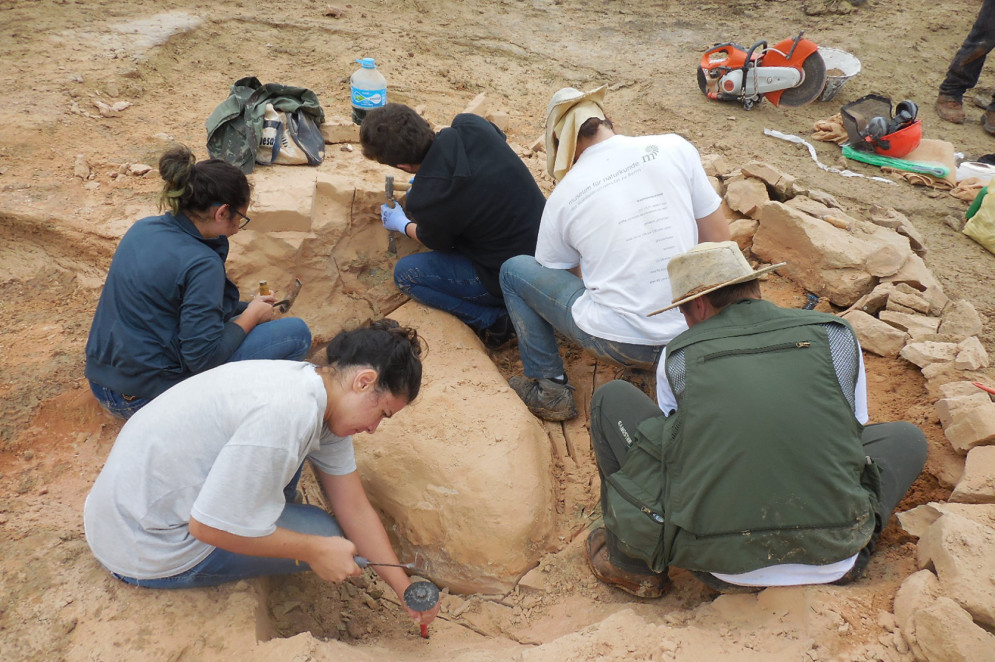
[
  {"xmin": 585, "ymin": 528, "xmax": 670, "ymax": 599},
  {"xmin": 935, "ymin": 94, "xmax": 965, "ymax": 124},
  {"xmin": 475, "ymin": 314, "xmax": 517, "ymax": 351},
  {"xmin": 509, "ymin": 376, "xmax": 577, "ymax": 421},
  {"xmin": 984, "ymin": 110, "xmax": 995, "ymax": 136}
]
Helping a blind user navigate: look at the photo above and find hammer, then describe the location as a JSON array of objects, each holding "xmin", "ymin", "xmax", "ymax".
[{"xmin": 385, "ymin": 175, "xmax": 398, "ymax": 255}]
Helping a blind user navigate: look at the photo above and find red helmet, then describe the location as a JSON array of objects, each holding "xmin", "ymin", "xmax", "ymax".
[{"xmin": 866, "ymin": 119, "xmax": 922, "ymax": 158}]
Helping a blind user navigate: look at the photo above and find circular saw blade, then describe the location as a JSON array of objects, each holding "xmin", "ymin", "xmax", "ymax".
[{"xmin": 778, "ymin": 50, "xmax": 827, "ymax": 107}]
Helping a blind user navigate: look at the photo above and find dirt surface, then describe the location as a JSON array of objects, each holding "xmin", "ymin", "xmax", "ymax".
[{"xmin": 2, "ymin": 0, "xmax": 994, "ymax": 660}]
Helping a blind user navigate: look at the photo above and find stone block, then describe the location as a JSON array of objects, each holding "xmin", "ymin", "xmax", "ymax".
[
  {"xmin": 889, "ymin": 284, "xmax": 932, "ymax": 314},
  {"xmin": 724, "ymin": 178, "xmax": 769, "ymax": 218},
  {"xmin": 356, "ymin": 303, "xmax": 555, "ymax": 594},
  {"xmin": 940, "ymin": 300, "xmax": 984, "ymax": 337},
  {"xmin": 867, "ymin": 205, "xmax": 927, "ymax": 256},
  {"xmin": 841, "ymin": 310, "xmax": 908, "ymax": 358},
  {"xmin": 912, "ymin": 597, "xmax": 995, "ymax": 662},
  {"xmin": 935, "ymin": 393, "xmax": 993, "ymax": 428},
  {"xmin": 955, "ymin": 336, "xmax": 990, "ymax": 371},
  {"xmin": 740, "ymin": 161, "xmax": 795, "ymax": 198},
  {"xmin": 917, "ymin": 512, "xmax": 995, "ymax": 627},
  {"xmin": 882, "ymin": 254, "xmax": 949, "ymax": 315},
  {"xmin": 901, "ymin": 341, "xmax": 960, "ymax": 368},
  {"xmin": 753, "ymin": 202, "xmax": 912, "ymax": 307},
  {"xmin": 951, "ymin": 446, "xmax": 995, "ymax": 504},
  {"xmin": 893, "ymin": 569, "xmax": 942, "ymax": 652},
  {"xmin": 320, "ymin": 116, "xmax": 359, "ymax": 144},
  {"xmin": 944, "ymin": 403, "xmax": 995, "ymax": 452},
  {"xmin": 941, "ymin": 381, "xmax": 992, "ymax": 399},
  {"xmin": 463, "ymin": 92, "xmax": 488, "ymax": 117},
  {"xmin": 879, "ymin": 310, "xmax": 941, "ymax": 337},
  {"xmin": 248, "ymin": 167, "xmax": 318, "ymax": 233},
  {"xmin": 847, "ymin": 284, "xmax": 895, "ymax": 317},
  {"xmin": 729, "ymin": 217, "xmax": 758, "ymax": 251},
  {"xmin": 485, "ymin": 110, "xmax": 509, "ymax": 132},
  {"xmin": 899, "ymin": 502, "xmax": 995, "ymax": 538},
  {"xmin": 700, "ymin": 153, "xmax": 732, "ymax": 178}
]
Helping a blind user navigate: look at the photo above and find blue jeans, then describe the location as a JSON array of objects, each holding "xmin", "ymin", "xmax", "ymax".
[
  {"xmin": 393, "ymin": 251, "xmax": 506, "ymax": 330},
  {"xmin": 112, "ymin": 466, "xmax": 342, "ymax": 589},
  {"xmin": 499, "ymin": 255, "xmax": 662, "ymax": 378},
  {"xmin": 939, "ymin": 0, "xmax": 995, "ymax": 109},
  {"xmin": 89, "ymin": 316, "xmax": 312, "ymax": 420}
]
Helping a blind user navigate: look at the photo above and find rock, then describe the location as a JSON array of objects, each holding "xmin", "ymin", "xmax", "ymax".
[
  {"xmin": 899, "ymin": 502, "xmax": 995, "ymax": 538},
  {"xmin": 956, "ymin": 337, "xmax": 990, "ymax": 371},
  {"xmin": 356, "ymin": 303, "xmax": 555, "ymax": 594},
  {"xmin": 517, "ymin": 565, "xmax": 548, "ymax": 592},
  {"xmin": 753, "ymin": 202, "xmax": 913, "ymax": 307},
  {"xmin": 923, "ymin": 361, "xmax": 972, "ymax": 391},
  {"xmin": 485, "ymin": 111, "xmax": 509, "ymax": 132},
  {"xmin": 944, "ymin": 404, "xmax": 995, "ymax": 453},
  {"xmin": 867, "ymin": 205, "xmax": 927, "ymax": 256},
  {"xmin": 917, "ymin": 513, "xmax": 995, "ymax": 627},
  {"xmin": 913, "ymin": 597, "xmax": 995, "ymax": 662},
  {"xmin": 889, "ymin": 283, "xmax": 932, "ymax": 314},
  {"xmin": 320, "ymin": 116, "xmax": 359, "ymax": 144},
  {"xmin": 900, "ymin": 341, "xmax": 960, "ymax": 368},
  {"xmin": 463, "ymin": 92, "xmax": 488, "ymax": 117},
  {"xmin": 939, "ymin": 300, "xmax": 984, "ymax": 337},
  {"xmin": 700, "ymin": 153, "xmax": 732, "ymax": 177},
  {"xmin": 729, "ymin": 217, "xmax": 758, "ymax": 251},
  {"xmin": 894, "ymin": 569, "xmax": 942, "ymax": 637},
  {"xmin": 724, "ymin": 178, "xmax": 769, "ymax": 218},
  {"xmin": 846, "ymin": 284, "xmax": 895, "ymax": 317},
  {"xmin": 250, "ymin": 168, "xmax": 318, "ymax": 232},
  {"xmin": 841, "ymin": 310, "xmax": 908, "ymax": 358},
  {"xmin": 73, "ymin": 154, "xmax": 91, "ymax": 180},
  {"xmin": 950, "ymin": 446, "xmax": 995, "ymax": 504},
  {"xmin": 879, "ymin": 310, "xmax": 941, "ymax": 337},
  {"xmin": 707, "ymin": 175, "xmax": 724, "ymax": 196},
  {"xmin": 935, "ymin": 392, "xmax": 992, "ymax": 428},
  {"xmin": 128, "ymin": 163, "xmax": 152, "ymax": 176},
  {"xmin": 940, "ymin": 381, "xmax": 992, "ymax": 399},
  {"xmin": 882, "ymin": 254, "xmax": 949, "ymax": 315},
  {"xmin": 740, "ymin": 161, "xmax": 795, "ymax": 198}
]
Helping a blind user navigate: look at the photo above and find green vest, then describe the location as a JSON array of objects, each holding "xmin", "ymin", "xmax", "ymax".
[{"xmin": 605, "ymin": 299, "xmax": 879, "ymax": 575}]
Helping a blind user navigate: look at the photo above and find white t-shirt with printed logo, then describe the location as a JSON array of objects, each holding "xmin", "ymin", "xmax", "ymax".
[
  {"xmin": 84, "ymin": 360, "xmax": 355, "ymax": 580},
  {"xmin": 536, "ymin": 134, "xmax": 721, "ymax": 345}
]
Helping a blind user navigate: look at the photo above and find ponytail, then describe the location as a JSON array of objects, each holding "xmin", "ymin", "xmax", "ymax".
[{"xmin": 157, "ymin": 145, "xmax": 250, "ymax": 216}]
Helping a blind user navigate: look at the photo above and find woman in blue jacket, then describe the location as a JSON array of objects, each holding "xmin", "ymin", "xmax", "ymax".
[{"xmin": 84, "ymin": 145, "xmax": 312, "ymax": 419}]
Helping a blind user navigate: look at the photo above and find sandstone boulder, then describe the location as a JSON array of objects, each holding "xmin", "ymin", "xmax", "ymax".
[
  {"xmin": 955, "ymin": 336, "xmax": 990, "ymax": 371},
  {"xmin": 935, "ymin": 392, "xmax": 992, "ymax": 428},
  {"xmin": 753, "ymin": 202, "xmax": 914, "ymax": 306},
  {"xmin": 898, "ymin": 502, "xmax": 995, "ymax": 538},
  {"xmin": 842, "ymin": 310, "xmax": 908, "ymax": 358},
  {"xmin": 912, "ymin": 597, "xmax": 995, "ymax": 662},
  {"xmin": 880, "ymin": 310, "xmax": 941, "ymax": 337},
  {"xmin": 882, "ymin": 254, "xmax": 949, "ymax": 315},
  {"xmin": 741, "ymin": 161, "xmax": 796, "ymax": 198},
  {"xmin": 939, "ymin": 300, "xmax": 984, "ymax": 337},
  {"xmin": 916, "ymin": 513, "xmax": 995, "ymax": 627},
  {"xmin": 356, "ymin": 303, "xmax": 556, "ymax": 594},
  {"xmin": 901, "ymin": 341, "xmax": 960, "ymax": 368},
  {"xmin": 724, "ymin": 177, "xmax": 769, "ymax": 218},
  {"xmin": 729, "ymin": 217, "xmax": 759, "ymax": 251},
  {"xmin": 950, "ymin": 446, "xmax": 995, "ymax": 504},
  {"xmin": 894, "ymin": 569, "xmax": 942, "ymax": 659},
  {"xmin": 944, "ymin": 403, "xmax": 995, "ymax": 452}
]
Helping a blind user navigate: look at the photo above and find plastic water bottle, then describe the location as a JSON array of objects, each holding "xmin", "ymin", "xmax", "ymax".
[
  {"xmin": 351, "ymin": 58, "xmax": 387, "ymax": 125},
  {"xmin": 256, "ymin": 103, "xmax": 281, "ymax": 164}
]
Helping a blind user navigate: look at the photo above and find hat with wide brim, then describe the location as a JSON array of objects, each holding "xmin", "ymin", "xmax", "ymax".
[
  {"xmin": 647, "ymin": 241, "xmax": 786, "ymax": 316},
  {"xmin": 545, "ymin": 85, "xmax": 608, "ymax": 180}
]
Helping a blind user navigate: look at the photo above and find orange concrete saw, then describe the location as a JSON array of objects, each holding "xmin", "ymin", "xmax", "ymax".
[{"xmin": 697, "ymin": 32, "xmax": 826, "ymax": 110}]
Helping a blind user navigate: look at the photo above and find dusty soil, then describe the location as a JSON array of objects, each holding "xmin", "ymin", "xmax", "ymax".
[{"xmin": 2, "ymin": 0, "xmax": 994, "ymax": 660}]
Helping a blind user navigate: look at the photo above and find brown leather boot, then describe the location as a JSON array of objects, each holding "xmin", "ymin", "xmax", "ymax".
[
  {"xmin": 984, "ymin": 110, "xmax": 995, "ymax": 136},
  {"xmin": 935, "ymin": 95, "xmax": 965, "ymax": 124},
  {"xmin": 585, "ymin": 528, "xmax": 669, "ymax": 598}
]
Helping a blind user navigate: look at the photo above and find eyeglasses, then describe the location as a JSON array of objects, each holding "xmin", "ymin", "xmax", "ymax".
[{"xmin": 230, "ymin": 206, "xmax": 251, "ymax": 229}]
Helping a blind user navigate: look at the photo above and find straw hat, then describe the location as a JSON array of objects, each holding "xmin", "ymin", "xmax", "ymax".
[
  {"xmin": 647, "ymin": 241, "xmax": 785, "ymax": 316},
  {"xmin": 544, "ymin": 85, "xmax": 607, "ymax": 181}
]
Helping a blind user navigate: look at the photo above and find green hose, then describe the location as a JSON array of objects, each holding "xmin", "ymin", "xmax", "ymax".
[{"xmin": 842, "ymin": 144, "xmax": 950, "ymax": 178}]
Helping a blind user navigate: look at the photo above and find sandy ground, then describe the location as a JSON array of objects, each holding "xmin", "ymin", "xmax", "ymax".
[{"xmin": 2, "ymin": 0, "xmax": 994, "ymax": 660}]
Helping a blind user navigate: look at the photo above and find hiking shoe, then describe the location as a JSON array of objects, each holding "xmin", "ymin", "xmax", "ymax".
[
  {"xmin": 585, "ymin": 528, "xmax": 669, "ymax": 599},
  {"xmin": 984, "ymin": 110, "xmax": 995, "ymax": 136},
  {"xmin": 935, "ymin": 94, "xmax": 965, "ymax": 124},
  {"xmin": 475, "ymin": 314, "xmax": 517, "ymax": 351},
  {"xmin": 509, "ymin": 376, "xmax": 577, "ymax": 421}
]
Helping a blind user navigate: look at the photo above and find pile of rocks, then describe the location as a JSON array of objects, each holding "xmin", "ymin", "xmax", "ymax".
[{"xmin": 705, "ymin": 156, "xmax": 995, "ymax": 659}]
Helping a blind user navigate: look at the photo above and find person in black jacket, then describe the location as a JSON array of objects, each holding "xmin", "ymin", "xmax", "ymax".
[{"xmin": 360, "ymin": 104, "xmax": 545, "ymax": 349}]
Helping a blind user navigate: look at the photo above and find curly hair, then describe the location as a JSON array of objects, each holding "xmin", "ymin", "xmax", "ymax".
[
  {"xmin": 359, "ymin": 104, "xmax": 435, "ymax": 166},
  {"xmin": 325, "ymin": 319, "xmax": 425, "ymax": 401}
]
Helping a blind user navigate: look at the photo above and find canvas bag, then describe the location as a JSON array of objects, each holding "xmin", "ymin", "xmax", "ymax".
[{"xmin": 255, "ymin": 106, "xmax": 325, "ymax": 166}]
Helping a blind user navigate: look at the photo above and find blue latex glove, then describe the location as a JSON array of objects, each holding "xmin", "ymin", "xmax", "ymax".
[{"xmin": 381, "ymin": 204, "xmax": 410, "ymax": 234}]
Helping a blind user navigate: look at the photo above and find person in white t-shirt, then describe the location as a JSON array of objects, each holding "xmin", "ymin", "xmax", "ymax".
[
  {"xmin": 83, "ymin": 319, "xmax": 439, "ymax": 628},
  {"xmin": 499, "ymin": 85, "xmax": 730, "ymax": 422}
]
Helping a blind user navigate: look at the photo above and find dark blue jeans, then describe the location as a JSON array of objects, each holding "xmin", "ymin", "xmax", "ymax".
[
  {"xmin": 393, "ymin": 251, "xmax": 506, "ymax": 331},
  {"xmin": 499, "ymin": 255, "xmax": 662, "ymax": 378},
  {"xmin": 939, "ymin": 0, "xmax": 995, "ymax": 109},
  {"xmin": 89, "ymin": 316, "xmax": 312, "ymax": 419},
  {"xmin": 111, "ymin": 464, "xmax": 339, "ymax": 589}
]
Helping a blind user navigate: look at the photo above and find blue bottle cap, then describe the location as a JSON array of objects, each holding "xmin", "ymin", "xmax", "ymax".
[{"xmin": 356, "ymin": 58, "xmax": 377, "ymax": 68}]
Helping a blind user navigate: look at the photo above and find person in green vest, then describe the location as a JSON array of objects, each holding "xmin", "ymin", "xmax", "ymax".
[{"xmin": 586, "ymin": 241, "xmax": 927, "ymax": 598}]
